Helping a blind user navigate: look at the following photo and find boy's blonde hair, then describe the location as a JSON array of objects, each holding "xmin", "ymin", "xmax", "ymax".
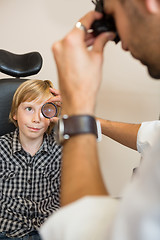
[{"xmin": 9, "ymin": 79, "xmax": 60, "ymax": 134}]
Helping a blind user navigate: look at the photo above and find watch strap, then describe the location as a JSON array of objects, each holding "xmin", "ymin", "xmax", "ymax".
[
  {"xmin": 63, "ymin": 115, "xmax": 98, "ymax": 138},
  {"xmin": 57, "ymin": 114, "xmax": 102, "ymax": 144}
]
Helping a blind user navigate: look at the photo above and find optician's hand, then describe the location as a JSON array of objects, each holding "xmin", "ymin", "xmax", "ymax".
[
  {"xmin": 49, "ymin": 88, "xmax": 62, "ymax": 107},
  {"xmin": 47, "ymin": 88, "xmax": 62, "ymax": 123},
  {"xmin": 52, "ymin": 11, "xmax": 115, "ymax": 116}
]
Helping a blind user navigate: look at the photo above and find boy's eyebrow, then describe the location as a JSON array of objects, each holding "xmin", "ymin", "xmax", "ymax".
[
  {"xmin": 22, "ymin": 102, "xmax": 34, "ymax": 105},
  {"xmin": 21, "ymin": 102, "xmax": 36, "ymax": 107},
  {"xmin": 22, "ymin": 100, "xmax": 46, "ymax": 107}
]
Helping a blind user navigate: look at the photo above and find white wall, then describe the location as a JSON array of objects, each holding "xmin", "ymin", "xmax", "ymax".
[{"xmin": 0, "ymin": 0, "xmax": 159, "ymax": 196}]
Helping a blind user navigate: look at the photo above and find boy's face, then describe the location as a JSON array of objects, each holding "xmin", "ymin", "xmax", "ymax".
[{"xmin": 13, "ymin": 98, "xmax": 50, "ymax": 141}]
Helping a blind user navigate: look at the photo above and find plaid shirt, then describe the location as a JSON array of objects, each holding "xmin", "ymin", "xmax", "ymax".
[{"xmin": 0, "ymin": 128, "xmax": 62, "ymax": 237}]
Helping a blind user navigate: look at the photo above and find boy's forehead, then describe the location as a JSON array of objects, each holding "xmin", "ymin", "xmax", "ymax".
[{"xmin": 23, "ymin": 96, "xmax": 50, "ymax": 105}]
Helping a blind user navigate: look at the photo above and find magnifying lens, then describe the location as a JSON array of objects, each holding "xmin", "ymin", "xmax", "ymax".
[{"xmin": 41, "ymin": 102, "xmax": 58, "ymax": 119}]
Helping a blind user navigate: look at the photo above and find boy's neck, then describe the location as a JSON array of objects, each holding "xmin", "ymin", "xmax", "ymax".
[{"xmin": 19, "ymin": 134, "xmax": 44, "ymax": 156}]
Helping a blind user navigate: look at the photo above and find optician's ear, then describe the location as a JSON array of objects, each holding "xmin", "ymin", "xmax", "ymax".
[{"xmin": 145, "ymin": 0, "xmax": 160, "ymax": 13}]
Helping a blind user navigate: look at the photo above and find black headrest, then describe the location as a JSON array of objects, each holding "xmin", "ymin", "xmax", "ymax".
[
  {"xmin": 0, "ymin": 49, "xmax": 43, "ymax": 77},
  {"xmin": 0, "ymin": 78, "xmax": 27, "ymax": 136}
]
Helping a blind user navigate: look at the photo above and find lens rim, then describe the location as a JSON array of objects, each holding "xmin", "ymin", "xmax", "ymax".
[{"xmin": 41, "ymin": 102, "xmax": 58, "ymax": 119}]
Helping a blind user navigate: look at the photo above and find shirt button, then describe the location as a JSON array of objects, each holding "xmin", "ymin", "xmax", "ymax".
[
  {"xmin": 30, "ymin": 213, "xmax": 35, "ymax": 218},
  {"xmin": 28, "ymin": 179, "xmax": 32, "ymax": 184}
]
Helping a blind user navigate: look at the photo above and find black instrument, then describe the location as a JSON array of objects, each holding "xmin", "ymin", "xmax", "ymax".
[{"xmin": 91, "ymin": 0, "xmax": 120, "ymax": 43}]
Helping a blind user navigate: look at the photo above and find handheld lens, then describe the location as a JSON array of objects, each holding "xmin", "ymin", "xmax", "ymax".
[{"xmin": 41, "ymin": 102, "xmax": 58, "ymax": 119}]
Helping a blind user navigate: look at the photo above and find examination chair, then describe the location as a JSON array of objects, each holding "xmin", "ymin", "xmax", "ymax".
[{"xmin": 0, "ymin": 49, "xmax": 43, "ymax": 136}]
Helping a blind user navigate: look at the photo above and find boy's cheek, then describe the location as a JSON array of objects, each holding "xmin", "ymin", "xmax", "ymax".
[{"xmin": 44, "ymin": 119, "xmax": 51, "ymax": 128}]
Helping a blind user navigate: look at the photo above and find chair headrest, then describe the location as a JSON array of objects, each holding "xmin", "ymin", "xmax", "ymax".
[
  {"xmin": 0, "ymin": 49, "xmax": 43, "ymax": 77},
  {"xmin": 0, "ymin": 78, "xmax": 27, "ymax": 136}
]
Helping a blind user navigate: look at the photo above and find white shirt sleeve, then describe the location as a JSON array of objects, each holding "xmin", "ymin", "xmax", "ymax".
[
  {"xmin": 111, "ymin": 134, "xmax": 160, "ymax": 240},
  {"xmin": 39, "ymin": 196, "xmax": 119, "ymax": 240},
  {"xmin": 137, "ymin": 120, "xmax": 160, "ymax": 155}
]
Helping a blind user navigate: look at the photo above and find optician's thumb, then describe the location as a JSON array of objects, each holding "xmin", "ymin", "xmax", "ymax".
[{"xmin": 93, "ymin": 32, "xmax": 116, "ymax": 53}]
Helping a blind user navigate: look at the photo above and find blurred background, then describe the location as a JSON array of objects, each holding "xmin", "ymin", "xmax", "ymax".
[{"xmin": 0, "ymin": 0, "xmax": 159, "ymax": 197}]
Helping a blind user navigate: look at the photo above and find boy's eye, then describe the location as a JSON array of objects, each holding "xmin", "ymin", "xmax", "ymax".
[{"xmin": 26, "ymin": 107, "xmax": 32, "ymax": 111}]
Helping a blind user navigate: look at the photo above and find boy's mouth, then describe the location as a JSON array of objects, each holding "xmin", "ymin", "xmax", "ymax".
[{"xmin": 27, "ymin": 126, "xmax": 42, "ymax": 131}]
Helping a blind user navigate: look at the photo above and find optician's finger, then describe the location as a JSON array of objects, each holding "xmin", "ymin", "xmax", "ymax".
[
  {"xmin": 50, "ymin": 116, "xmax": 59, "ymax": 123},
  {"xmin": 93, "ymin": 32, "xmax": 116, "ymax": 54},
  {"xmin": 47, "ymin": 96, "xmax": 62, "ymax": 103},
  {"xmin": 73, "ymin": 11, "xmax": 102, "ymax": 38},
  {"xmin": 85, "ymin": 32, "xmax": 96, "ymax": 47},
  {"xmin": 50, "ymin": 88, "xmax": 61, "ymax": 96}
]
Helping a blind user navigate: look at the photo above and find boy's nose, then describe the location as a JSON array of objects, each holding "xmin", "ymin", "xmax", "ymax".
[{"xmin": 32, "ymin": 110, "xmax": 41, "ymax": 123}]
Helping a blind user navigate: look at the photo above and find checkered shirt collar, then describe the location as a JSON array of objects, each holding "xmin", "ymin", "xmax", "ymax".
[{"xmin": 12, "ymin": 128, "xmax": 52, "ymax": 155}]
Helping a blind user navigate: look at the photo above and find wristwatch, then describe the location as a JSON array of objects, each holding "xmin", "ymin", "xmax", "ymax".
[{"xmin": 54, "ymin": 114, "xmax": 102, "ymax": 145}]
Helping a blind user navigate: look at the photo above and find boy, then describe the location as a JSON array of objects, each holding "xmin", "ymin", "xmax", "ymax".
[{"xmin": 0, "ymin": 79, "xmax": 62, "ymax": 239}]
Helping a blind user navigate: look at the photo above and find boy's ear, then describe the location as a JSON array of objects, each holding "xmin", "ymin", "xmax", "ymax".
[
  {"xmin": 145, "ymin": 0, "xmax": 160, "ymax": 13},
  {"xmin": 13, "ymin": 114, "xmax": 17, "ymax": 120}
]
